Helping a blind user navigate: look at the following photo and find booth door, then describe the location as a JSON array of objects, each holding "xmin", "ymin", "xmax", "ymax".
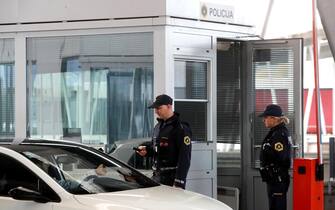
[
  {"xmin": 241, "ymin": 39, "xmax": 303, "ymax": 210},
  {"xmin": 173, "ymin": 58, "xmax": 217, "ymax": 198}
]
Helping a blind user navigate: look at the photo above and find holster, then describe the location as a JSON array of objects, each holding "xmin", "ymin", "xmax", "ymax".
[
  {"xmin": 259, "ymin": 167, "xmax": 274, "ymax": 182},
  {"xmin": 259, "ymin": 166, "xmax": 284, "ymax": 183}
]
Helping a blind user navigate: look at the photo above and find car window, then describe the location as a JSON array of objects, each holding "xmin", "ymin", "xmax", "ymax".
[
  {"xmin": 0, "ymin": 153, "xmax": 60, "ymax": 202},
  {"xmin": 109, "ymin": 140, "xmax": 152, "ymax": 170},
  {"xmin": 14, "ymin": 145, "xmax": 158, "ymax": 195},
  {"xmin": 125, "ymin": 151, "xmax": 153, "ymax": 170}
]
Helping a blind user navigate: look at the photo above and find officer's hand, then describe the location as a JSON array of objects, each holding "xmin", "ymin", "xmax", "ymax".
[{"xmin": 136, "ymin": 146, "xmax": 147, "ymax": 156}]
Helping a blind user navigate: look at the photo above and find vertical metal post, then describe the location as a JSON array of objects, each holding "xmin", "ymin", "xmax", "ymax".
[
  {"xmin": 329, "ymin": 137, "xmax": 335, "ymax": 195},
  {"xmin": 260, "ymin": 0, "xmax": 274, "ymax": 38},
  {"xmin": 330, "ymin": 137, "xmax": 335, "ymax": 179},
  {"xmin": 15, "ymin": 36, "xmax": 27, "ymax": 139},
  {"xmin": 312, "ymin": 0, "xmax": 322, "ymax": 164}
]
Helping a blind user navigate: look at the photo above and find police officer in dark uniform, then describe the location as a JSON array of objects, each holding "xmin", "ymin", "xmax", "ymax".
[
  {"xmin": 258, "ymin": 104, "xmax": 291, "ymax": 210},
  {"xmin": 136, "ymin": 94, "xmax": 192, "ymax": 189}
]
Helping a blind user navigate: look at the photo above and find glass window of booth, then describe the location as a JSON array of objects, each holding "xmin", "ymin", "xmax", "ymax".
[
  {"xmin": 0, "ymin": 39, "xmax": 15, "ymax": 138},
  {"xmin": 26, "ymin": 33, "xmax": 154, "ymax": 147},
  {"xmin": 216, "ymin": 41, "xmax": 242, "ymax": 170},
  {"xmin": 174, "ymin": 59, "xmax": 208, "ymax": 141}
]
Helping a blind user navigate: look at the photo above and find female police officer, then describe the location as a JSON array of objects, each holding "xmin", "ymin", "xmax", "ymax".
[{"xmin": 259, "ymin": 104, "xmax": 291, "ymax": 210}]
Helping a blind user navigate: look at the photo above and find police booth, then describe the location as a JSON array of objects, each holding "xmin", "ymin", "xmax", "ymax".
[{"xmin": 0, "ymin": 0, "xmax": 303, "ymax": 210}]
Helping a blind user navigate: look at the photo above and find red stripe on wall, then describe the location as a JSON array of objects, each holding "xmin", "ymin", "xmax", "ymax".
[{"xmin": 304, "ymin": 89, "xmax": 333, "ymax": 134}]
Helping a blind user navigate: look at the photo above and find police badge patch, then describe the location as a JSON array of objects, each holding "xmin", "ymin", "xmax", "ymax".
[
  {"xmin": 274, "ymin": 142, "xmax": 284, "ymax": 151},
  {"xmin": 184, "ymin": 136, "xmax": 191, "ymax": 145}
]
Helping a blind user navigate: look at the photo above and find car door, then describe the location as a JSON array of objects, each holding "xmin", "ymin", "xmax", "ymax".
[
  {"xmin": 0, "ymin": 197, "xmax": 52, "ymax": 210},
  {"xmin": 0, "ymin": 153, "xmax": 53, "ymax": 210}
]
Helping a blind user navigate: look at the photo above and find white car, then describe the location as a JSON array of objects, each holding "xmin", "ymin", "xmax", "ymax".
[{"xmin": 0, "ymin": 139, "xmax": 232, "ymax": 210}]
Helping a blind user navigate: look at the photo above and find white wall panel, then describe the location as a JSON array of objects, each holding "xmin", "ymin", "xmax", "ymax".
[
  {"xmin": 1, "ymin": 0, "xmax": 251, "ymax": 26},
  {"xmin": 0, "ymin": 0, "xmax": 166, "ymax": 24},
  {"xmin": 172, "ymin": 32, "xmax": 212, "ymax": 50},
  {"xmin": 0, "ymin": 0, "xmax": 18, "ymax": 23},
  {"xmin": 190, "ymin": 150, "xmax": 213, "ymax": 171},
  {"xmin": 166, "ymin": 0, "xmax": 250, "ymax": 26},
  {"xmin": 186, "ymin": 179, "xmax": 213, "ymax": 197}
]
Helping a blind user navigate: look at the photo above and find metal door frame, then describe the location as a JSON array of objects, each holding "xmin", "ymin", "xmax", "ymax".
[{"xmin": 241, "ymin": 38, "xmax": 303, "ymax": 210}]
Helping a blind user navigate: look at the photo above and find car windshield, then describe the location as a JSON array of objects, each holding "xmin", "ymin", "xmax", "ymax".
[{"xmin": 11, "ymin": 144, "xmax": 158, "ymax": 195}]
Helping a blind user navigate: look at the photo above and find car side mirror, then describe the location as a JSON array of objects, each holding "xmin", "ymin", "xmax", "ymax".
[{"xmin": 8, "ymin": 186, "xmax": 51, "ymax": 203}]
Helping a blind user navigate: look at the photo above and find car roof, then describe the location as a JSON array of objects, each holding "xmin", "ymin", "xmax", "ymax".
[
  {"xmin": 1, "ymin": 138, "xmax": 88, "ymax": 146},
  {"xmin": 0, "ymin": 138, "xmax": 127, "ymax": 168},
  {"xmin": 0, "ymin": 138, "xmax": 102, "ymax": 154}
]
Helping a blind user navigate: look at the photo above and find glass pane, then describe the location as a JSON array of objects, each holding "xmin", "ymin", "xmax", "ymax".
[
  {"xmin": 216, "ymin": 41, "xmax": 241, "ymax": 184},
  {"xmin": 175, "ymin": 101, "xmax": 207, "ymax": 141},
  {"xmin": 174, "ymin": 60, "xmax": 207, "ymax": 99},
  {"xmin": 0, "ymin": 39, "xmax": 15, "ymax": 138},
  {"xmin": 217, "ymin": 143, "xmax": 241, "ymax": 167},
  {"xmin": 26, "ymin": 33, "xmax": 154, "ymax": 147},
  {"xmin": 11, "ymin": 145, "xmax": 158, "ymax": 194},
  {"xmin": 107, "ymin": 69, "xmax": 153, "ymax": 143},
  {"xmin": 217, "ymin": 41, "xmax": 241, "ymax": 145},
  {"xmin": 174, "ymin": 59, "xmax": 208, "ymax": 142},
  {"xmin": 252, "ymin": 47, "xmax": 295, "ymax": 165}
]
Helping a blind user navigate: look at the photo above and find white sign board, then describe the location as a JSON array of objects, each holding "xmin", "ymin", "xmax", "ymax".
[{"xmin": 200, "ymin": 2, "xmax": 235, "ymax": 23}]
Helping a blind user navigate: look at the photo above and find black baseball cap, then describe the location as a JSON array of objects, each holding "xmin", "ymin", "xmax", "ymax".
[
  {"xmin": 258, "ymin": 104, "xmax": 283, "ymax": 117},
  {"xmin": 148, "ymin": 94, "xmax": 173, "ymax": 109}
]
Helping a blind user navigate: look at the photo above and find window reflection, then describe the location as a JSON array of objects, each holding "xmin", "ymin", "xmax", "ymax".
[
  {"xmin": 0, "ymin": 39, "xmax": 15, "ymax": 138},
  {"xmin": 252, "ymin": 48, "xmax": 295, "ymax": 168},
  {"xmin": 27, "ymin": 33, "xmax": 154, "ymax": 146},
  {"xmin": 217, "ymin": 143, "xmax": 240, "ymax": 168},
  {"xmin": 174, "ymin": 60, "xmax": 208, "ymax": 142}
]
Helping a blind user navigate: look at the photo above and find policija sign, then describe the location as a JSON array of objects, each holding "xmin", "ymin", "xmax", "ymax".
[{"xmin": 200, "ymin": 2, "xmax": 235, "ymax": 23}]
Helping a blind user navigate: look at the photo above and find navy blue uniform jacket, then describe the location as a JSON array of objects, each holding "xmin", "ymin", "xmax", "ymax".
[
  {"xmin": 145, "ymin": 112, "xmax": 192, "ymax": 187},
  {"xmin": 260, "ymin": 122, "xmax": 291, "ymax": 183}
]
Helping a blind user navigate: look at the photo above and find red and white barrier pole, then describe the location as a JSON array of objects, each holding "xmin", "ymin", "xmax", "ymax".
[{"xmin": 293, "ymin": 1, "xmax": 324, "ymax": 210}]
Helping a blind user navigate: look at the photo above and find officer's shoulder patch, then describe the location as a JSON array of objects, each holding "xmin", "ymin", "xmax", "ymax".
[
  {"xmin": 274, "ymin": 142, "xmax": 284, "ymax": 152},
  {"xmin": 184, "ymin": 136, "xmax": 191, "ymax": 145}
]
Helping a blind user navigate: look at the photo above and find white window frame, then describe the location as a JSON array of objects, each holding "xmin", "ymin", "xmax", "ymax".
[{"xmin": 173, "ymin": 56, "xmax": 213, "ymax": 142}]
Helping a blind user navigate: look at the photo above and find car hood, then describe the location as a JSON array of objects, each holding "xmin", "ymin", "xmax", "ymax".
[{"xmin": 74, "ymin": 185, "xmax": 232, "ymax": 210}]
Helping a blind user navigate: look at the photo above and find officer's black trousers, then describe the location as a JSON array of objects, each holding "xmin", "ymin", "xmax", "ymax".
[
  {"xmin": 266, "ymin": 180, "xmax": 290, "ymax": 210},
  {"xmin": 152, "ymin": 170, "xmax": 176, "ymax": 188}
]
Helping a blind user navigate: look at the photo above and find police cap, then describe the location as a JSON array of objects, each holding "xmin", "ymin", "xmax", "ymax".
[
  {"xmin": 148, "ymin": 94, "xmax": 173, "ymax": 109},
  {"xmin": 258, "ymin": 104, "xmax": 283, "ymax": 117}
]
